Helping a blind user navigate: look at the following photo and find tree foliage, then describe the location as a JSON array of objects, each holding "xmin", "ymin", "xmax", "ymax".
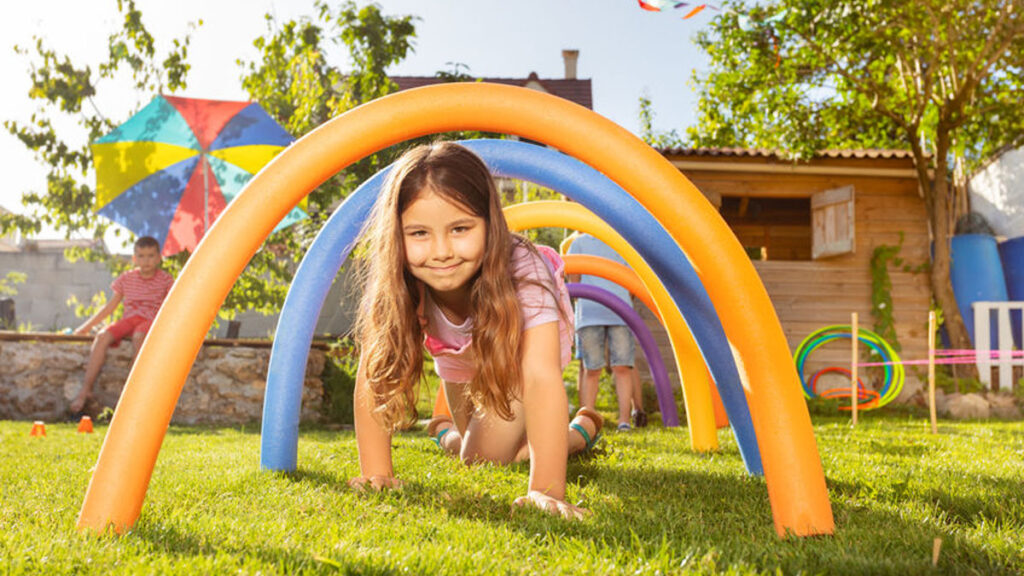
[
  {"xmin": 2, "ymin": 0, "xmax": 210, "ymax": 315},
  {"xmin": 237, "ymin": 1, "xmax": 418, "ymax": 231},
  {"xmin": 3, "ymin": 0, "xmax": 193, "ymax": 243},
  {"xmin": 220, "ymin": 1, "xmax": 418, "ymax": 323},
  {"xmin": 688, "ymin": 0, "xmax": 1024, "ymax": 352},
  {"xmin": 2, "ymin": 0, "xmax": 419, "ymax": 325},
  {"xmin": 638, "ymin": 93, "xmax": 684, "ymax": 149}
]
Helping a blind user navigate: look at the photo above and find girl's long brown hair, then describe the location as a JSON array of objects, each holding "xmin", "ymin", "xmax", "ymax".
[{"xmin": 354, "ymin": 142, "xmax": 555, "ymax": 430}]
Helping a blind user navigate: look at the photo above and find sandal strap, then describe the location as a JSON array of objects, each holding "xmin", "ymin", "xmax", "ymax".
[
  {"xmin": 569, "ymin": 422, "xmax": 592, "ymax": 449},
  {"xmin": 433, "ymin": 427, "xmax": 451, "ymax": 448}
]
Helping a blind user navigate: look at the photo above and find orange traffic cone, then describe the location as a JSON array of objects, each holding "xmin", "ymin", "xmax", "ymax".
[
  {"xmin": 77, "ymin": 416, "xmax": 93, "ymax": 434},
  {"xmin": 30, "ymin": 421, "xmax": 46, "ymax": 437}
]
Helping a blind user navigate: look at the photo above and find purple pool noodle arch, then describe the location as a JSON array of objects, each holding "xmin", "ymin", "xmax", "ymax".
[{"xmin": 567, "ymin": 282, "xmax": 677, "ymax": 425}]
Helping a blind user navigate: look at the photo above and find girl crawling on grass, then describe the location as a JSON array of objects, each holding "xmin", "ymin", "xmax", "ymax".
[{"xmin": 348, "ymin": 142, "xmax": 603, "ymax": 519}]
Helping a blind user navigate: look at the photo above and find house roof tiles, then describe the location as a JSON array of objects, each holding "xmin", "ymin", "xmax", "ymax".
[
  {"xmin": 392, "ymin": 74, "xmax": 593, "ymax": 109},
  {"xmin": 657, "ymin": 147, "xmax": 917, "ymax": 160}
]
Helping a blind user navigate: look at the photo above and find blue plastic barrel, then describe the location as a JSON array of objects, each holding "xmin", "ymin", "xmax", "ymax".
[
  {"xmin": 998, "ymin": 235, "xmax": 1024, "ymax": 347},
  {"xmin": 951, "ymin": 234, "xmax": 1008, "ymax": 345}
]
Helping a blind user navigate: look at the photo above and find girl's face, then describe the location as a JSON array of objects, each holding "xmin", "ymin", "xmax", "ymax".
[{"xmin": 400, "ymin": 188, "xmax": 486, "ymax": 300}]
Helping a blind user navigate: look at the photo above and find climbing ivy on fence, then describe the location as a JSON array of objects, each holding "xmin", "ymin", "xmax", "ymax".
[
  {"xmin": 870, "ymin": 232, "xmax": 932, "ymax": 354},
  {"xmin": 870, "ymin": 234, "xmax": 904, "ymax": 353}
]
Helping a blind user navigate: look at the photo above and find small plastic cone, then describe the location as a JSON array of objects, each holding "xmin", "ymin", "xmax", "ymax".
[
  {"xmin": 30, "ymin": 421, "xmax": 46, "ymax": 437},
  {"xmin": 77, "ymin": 416, "xmax": 93, "ymax": 434}
]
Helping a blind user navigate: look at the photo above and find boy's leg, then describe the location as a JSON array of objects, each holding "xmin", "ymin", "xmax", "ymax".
[
  {"xmin": 607, "ymin": 326, "xmax": 637, "ymax": 428},
  {"xmin": 131, "ymin": 331, "xmax": 145, "ymax": 360},
  {"xmin": 630, "ymin": 368, "xmax": 648, "ymax": 428},
  {"xmin": 71, "ymin": 330, "xmax": 114, "ymax": 413},
  {"xmin": 580, "ymin": 368, "xmax": 601, "ymax": 409},
  {"xmin": 611, "ymin": 365, "xmax": 634, "ymax": 427},
  {"xmin": 631, "ymin": 368, "xmax": 644, "ymax": 412},
  {"xmin": 130, "ymin": 319, "xmax": 153, "ymax": 361},
  {"xmin": 576, "ymin": 326, "xmax": 606, "ymax": 410}
]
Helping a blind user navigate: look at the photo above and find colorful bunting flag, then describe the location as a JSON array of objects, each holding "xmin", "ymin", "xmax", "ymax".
[{"xmin": 637, "ymin": 0, "xmax": 719, "ymax": 19}]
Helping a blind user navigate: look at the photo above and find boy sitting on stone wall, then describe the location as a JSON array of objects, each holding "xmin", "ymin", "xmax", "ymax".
[{"xmin": 70, "ymin": 236, "xmax": 174, "ymax": 416}]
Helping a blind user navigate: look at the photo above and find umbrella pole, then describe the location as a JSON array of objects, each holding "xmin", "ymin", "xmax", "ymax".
[{"xmin": 202, "ymin": 153, "xmax": 210, "ymax": 236}]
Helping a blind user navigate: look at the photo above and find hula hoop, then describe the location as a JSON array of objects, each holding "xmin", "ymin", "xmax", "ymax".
[
  {"xmin": 808, "ymin": 367, "xmax": 866, "ymax": 395},
  {"xmin": 797, "ymin": 335, "xmax": 892, "ymax": 398},
  {"xmin": 809, "ymin": 367, "xmax": 880, "ymax": 410},
  {"xmin": 793, "ymin": 325, "xmax": 903, "ymax": 409},
  {"xmin": 819, "ymin": 387, "xmax": 881, "ymax": 411}
]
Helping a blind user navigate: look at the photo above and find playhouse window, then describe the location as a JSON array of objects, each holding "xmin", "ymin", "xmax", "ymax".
[{"xmin": 719, "ymin": 196, "xmax": 813, "ymax": 261}]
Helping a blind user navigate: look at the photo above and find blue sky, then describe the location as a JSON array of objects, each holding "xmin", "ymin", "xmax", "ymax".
[{"xmin": 0, "ymin": 0, "xmax": 710, "ymax": 237}]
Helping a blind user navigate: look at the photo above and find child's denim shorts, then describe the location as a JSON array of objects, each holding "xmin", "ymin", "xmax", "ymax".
[{"xmin": 575, "ymin": 325, "xmax": 635, "ymax": 370}]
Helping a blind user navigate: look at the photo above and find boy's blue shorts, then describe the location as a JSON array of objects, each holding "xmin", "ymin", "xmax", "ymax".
[{"xmin": 575, "ymin": 325, "xmax": 635, "ymax": 370}]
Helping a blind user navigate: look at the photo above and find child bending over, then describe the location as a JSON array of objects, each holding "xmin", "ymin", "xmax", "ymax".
[
  {"xmin": 350, "ymin": 142, "xmax": 603, "ymax": 519},
  {"xmin": 70, "ymin": 236, "xmax": 174, "ymax": 415}
]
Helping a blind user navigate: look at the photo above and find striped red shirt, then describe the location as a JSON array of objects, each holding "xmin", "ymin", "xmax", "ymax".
[{"xmin": 111, "ymin": 268, "xmax": 175, "ymax": 320}]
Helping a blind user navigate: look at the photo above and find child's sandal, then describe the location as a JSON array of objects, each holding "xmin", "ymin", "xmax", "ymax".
[
  {"xmin": 571, "ymin": 407, "xmax": 604, "ymax": 452},
  {"xmin": 426, "ymin": 416, "xmax": 454, "ymax": 449}
]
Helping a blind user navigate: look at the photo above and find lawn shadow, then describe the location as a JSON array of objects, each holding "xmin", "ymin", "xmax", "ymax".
[
  {"xmin": 857, "ymin": 438, "xmax": 935, "ymax": 458},
  {"xmin": 824, "ymin": 474, "xmax": 1023, "ymax": 575},
  {"xmin": 130, "ymin": 521, "xmax": 405, "ymax": 574},
  {"xmin": 921, "ymin": 476, "xmax": 1024, "ymax": 525},
  {"xmin": 276, "ymin": 467, "xmax": 351, "ymax": 493},
  {"xmin": 823, "ymin": 500, "xmax": 1022, "ymax": 575},
  {"xmin": 164, "ymin": 426, "xmax": 231, "ymax": 436},
  {"xmin": 401, "ymin": 460, "xmax": 1020, "ymax": 575}
]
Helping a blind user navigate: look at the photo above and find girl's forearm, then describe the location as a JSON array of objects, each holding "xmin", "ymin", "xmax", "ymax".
[
  {"xmin": 523, "ymin": 372, "xmax": 570, "ymax": 500},
  {"xmin": 353, "ymin": 371, "xmax": 395, "ymax": 478}
]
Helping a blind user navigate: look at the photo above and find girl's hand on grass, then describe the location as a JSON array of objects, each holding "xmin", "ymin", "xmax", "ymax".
[
  {"xmin": 513, "ymin": 490, "xmax": 590, "ymax": 520},
  {"xmin": 348, "ymin": 475, "xmax": 404, "ymax": 492}
]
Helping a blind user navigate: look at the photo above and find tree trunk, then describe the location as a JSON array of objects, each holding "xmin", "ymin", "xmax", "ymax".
[{"xmin": 929, "ymin": 133, "xmax": 977, "ymax": 379}]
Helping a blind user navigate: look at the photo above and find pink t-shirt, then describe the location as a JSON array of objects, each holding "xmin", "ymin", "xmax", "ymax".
[
  {"xmin": 111, "ymin": 268, "xmax": 174, "ymax": 320},
  {"xmin": 420, "ymin": 243, "xmax": 574, "ymax": 383}
]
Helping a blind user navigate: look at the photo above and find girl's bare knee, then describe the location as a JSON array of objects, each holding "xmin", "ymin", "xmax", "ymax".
[
  {"xmin": 459, "ymin": 442, "xmax": 515, "ymax": 466},
  {"xmin": 458, "ymin": 449, "xmax": 477, "ymax": 466},
  {"xmin": 459, "ymin": 450, "xmax": 504, "ymax": 466}
]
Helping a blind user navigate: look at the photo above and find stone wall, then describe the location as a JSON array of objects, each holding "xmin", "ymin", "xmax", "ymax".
[{"xmin": 0, "ymin": 339, "xmax": 325, "ymax": 425}]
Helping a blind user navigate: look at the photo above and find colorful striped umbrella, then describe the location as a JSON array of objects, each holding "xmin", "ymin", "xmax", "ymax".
[{"xmin": 91, "ymin": 95, "xmax": 306, "ymax": 256}]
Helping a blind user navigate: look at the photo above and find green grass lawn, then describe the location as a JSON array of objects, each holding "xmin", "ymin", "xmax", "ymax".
[{"xmin": 1, "ymin": 411, "xmax": 1022, "ymax": 575}]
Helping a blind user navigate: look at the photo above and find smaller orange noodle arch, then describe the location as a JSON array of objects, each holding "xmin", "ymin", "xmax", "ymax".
[{"xmin": 562, "ymin": 254, "xmax": 662, "ymax": 322}]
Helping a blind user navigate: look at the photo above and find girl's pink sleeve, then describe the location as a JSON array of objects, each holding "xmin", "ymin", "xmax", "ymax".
[{"xmin": 511, "ymin": 246, "xmax": 561, "ymax": 330}]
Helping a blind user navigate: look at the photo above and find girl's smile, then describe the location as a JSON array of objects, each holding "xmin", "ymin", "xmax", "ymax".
[{"xmin": 401, "ymin": 188, "xmax": 487, "ymax": 309}]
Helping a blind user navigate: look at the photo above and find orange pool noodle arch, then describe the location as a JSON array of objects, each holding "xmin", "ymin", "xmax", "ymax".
[
  {"xmin": 77, "ymin": 83, "xmax": 833, "ymax": 537},
  {"xmin": 562, "ymin": 254, "xmax": 661, "ymax": 322}
]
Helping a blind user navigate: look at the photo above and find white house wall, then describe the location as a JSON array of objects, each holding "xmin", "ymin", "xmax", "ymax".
[{"xmin": 969, "ymin": 146, "xmax": 1024, "ymax": 239}]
